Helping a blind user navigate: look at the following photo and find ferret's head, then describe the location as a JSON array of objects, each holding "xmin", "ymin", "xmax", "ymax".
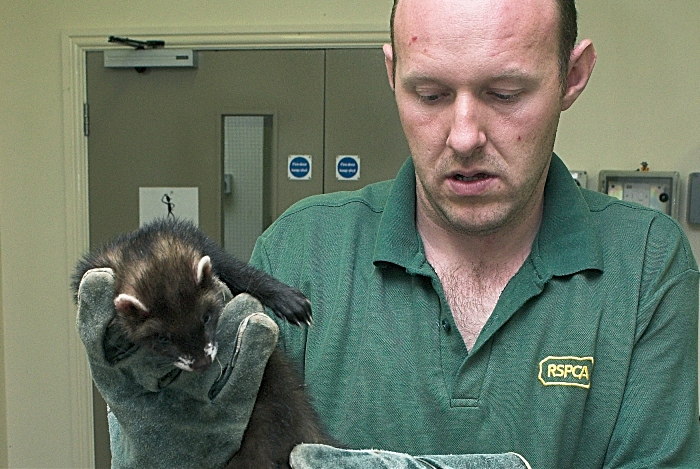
[{"xmin": 114, "ymin": 255, "xmax": 225, "ymax": 372}]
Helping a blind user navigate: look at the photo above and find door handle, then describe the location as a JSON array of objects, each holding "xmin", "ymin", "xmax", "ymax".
[{"xmin": 223, "ymin": 174, "xmax": 233, "ymax": 195}]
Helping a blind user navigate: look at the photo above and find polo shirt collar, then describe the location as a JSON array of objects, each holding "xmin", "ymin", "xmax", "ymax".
[
  {"xmin": 533, "ymin": 154, "xmax": 604, "ymax": 278},
  {"xmin": 373, "ymin": 158, "xmax": 425, "ymax": 273},
  {"xmin": 373, "ymin": 154, "xmax": 604, "ymax": 278}
]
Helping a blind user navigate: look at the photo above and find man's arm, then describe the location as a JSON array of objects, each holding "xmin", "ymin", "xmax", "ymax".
[{"xmin": 604, "ymin": 216, "xmax": 700, "ymax": 467}]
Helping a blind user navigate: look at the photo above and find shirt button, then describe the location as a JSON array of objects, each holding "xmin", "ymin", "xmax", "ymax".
[{"xmin": 441, "ymin": 319, "xmax": 452, "ymax": 333}]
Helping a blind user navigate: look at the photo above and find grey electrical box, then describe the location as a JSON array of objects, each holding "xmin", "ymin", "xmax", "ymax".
[
  {"xmin": 598, "ymin": 170, "xmax": 679, "ymax": 219},
  {"xmin": 687, "ymin": 173, "xmax": 700, "ymax": 224}
]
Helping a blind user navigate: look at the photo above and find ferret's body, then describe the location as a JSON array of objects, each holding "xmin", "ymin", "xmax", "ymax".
[
  {"xmin": 73, "ymin": 218, "xmax": 333, "ymax": 467},
  {"xmin": 226, "ymin": 350, "xmax": 334, "ymax": 468}
]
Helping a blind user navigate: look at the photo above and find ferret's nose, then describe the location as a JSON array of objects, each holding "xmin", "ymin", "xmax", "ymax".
[{"xmin": 190, "ymin": 356, "xmax": 213, "ymax": 373}]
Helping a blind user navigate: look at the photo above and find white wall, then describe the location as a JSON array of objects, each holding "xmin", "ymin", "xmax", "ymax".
[
  {"xmin": 0, "ymin": 1, "xmax": 699, "ymax": 467},
  {"xmin": 556, "ymin": 2, "xmax": 700, "ymax": 254}
]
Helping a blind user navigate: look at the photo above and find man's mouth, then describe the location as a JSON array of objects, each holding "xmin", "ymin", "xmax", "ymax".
[{"xmin": 453, "ymin": 173, "xmax": 491, "ymax": 182}]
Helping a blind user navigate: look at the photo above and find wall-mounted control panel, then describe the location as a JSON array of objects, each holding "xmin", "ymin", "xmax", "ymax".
[{"xmin": 598, "ymin": 170, "xmax": 679, "ymax": 219}]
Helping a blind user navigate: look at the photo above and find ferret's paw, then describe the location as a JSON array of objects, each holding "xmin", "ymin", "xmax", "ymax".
[{"xmin": 269, "ymin": 288, "xmax": 312, "ymax": 327}]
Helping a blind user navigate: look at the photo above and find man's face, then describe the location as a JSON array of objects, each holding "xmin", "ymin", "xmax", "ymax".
[{"xmin": 386, "ymin": 0, "xmax": 567, "ymax": 237}]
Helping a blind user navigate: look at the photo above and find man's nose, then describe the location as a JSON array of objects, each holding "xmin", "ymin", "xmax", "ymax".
[{"xmin": 445, "ymin": 94, "xmax": 487, "ymax": 155}]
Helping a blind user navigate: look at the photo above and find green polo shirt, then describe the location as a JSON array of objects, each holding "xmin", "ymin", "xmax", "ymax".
[{"xmin": 250, "ymin": 154, "xmax": 700, "ymax": 468}]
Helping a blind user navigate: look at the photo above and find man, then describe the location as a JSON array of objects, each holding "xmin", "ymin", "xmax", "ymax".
[{"xmin": 250, "ymin": 0, "xmax": 700, "ymax": 466}]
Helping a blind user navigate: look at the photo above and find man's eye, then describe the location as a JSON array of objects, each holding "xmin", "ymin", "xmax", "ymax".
[
  {"xmin": 417, "ymin": 93, "xmax": 444, "ymax": 104},
  {"xmin": 490, "ymin": 91, "xmax": 519, "ymax": 102}
]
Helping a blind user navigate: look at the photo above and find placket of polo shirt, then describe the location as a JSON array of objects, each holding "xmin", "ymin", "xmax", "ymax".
[{"xmin": 446, "ymin": 259, "xmax": 546, "ymax": 406}]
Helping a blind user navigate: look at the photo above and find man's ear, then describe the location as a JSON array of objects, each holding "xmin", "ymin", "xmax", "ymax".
[
  {"xmin": 383, "ymin": 43, "xmax": 396, "ymax": 91},
  {"xmin": 562, "ymin": 39, "xmax": 597, "ymax": 111}
]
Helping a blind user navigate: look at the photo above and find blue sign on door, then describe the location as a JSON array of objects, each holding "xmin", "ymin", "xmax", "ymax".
[
  {"xmin": 288, "ymin": 155, "xmax": 312, "ymax": 180},
  {"xmin": 336, "ymin": 155, "xmax": 360, "ymax": 181}
]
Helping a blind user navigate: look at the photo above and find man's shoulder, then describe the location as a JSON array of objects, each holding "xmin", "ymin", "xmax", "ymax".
[
  {"xmin": 255, "ymin": 179, "xmax": 395, "ymax": 255},
  {"xmin": 277, "ymin": 179, "xmax": 394, "ymax": 222},
  {"xmin": 580, "ymin": 187, "xmax": 695, "ymax": 266},
  {"xmin": 252, "ymin": 179, "xmax": 397, "ymax": 280},
  {"xmin": 581, "ymin": 187, "xmax": 682, "ymax": 231}
]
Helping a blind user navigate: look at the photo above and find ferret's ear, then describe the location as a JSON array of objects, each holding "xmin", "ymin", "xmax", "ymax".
[
  {"xmin": 114, "ymin": 293, "xmax": 150, "ymax": 317},
  {"xmin": 196, "ymin": 255, "xmax": 212, "ymax": 285}
]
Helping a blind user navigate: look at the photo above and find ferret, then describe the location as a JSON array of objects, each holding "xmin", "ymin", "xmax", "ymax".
[{"xmin": 72, "ymin": 217, "xmax": 333, "ymax": 468}]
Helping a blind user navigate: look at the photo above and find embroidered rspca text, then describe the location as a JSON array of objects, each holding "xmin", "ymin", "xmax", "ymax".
[{"xmin": 538, "ymin": 356, "xmax": 594, "ymax": 389}]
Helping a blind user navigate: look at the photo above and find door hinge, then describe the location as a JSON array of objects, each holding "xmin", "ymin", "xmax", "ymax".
[{"xmin": 83, "ymin": 103, "xmax": 89, "ymax": 137}]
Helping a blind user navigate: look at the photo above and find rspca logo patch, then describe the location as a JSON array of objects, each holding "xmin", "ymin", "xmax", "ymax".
[{"xmin": 538, "ymin": 356, "xmax": 594, "ymax": 389}]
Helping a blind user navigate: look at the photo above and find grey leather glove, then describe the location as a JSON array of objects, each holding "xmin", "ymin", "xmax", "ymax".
[
  {"xmin": 76, "ymin": 268, "xmax": 279, "ymax": 469},
  {"xmin": 289, "ymin": 444, "xmax": 532, "ymax": 469}
]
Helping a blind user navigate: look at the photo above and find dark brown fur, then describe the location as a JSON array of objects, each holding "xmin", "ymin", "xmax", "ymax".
[
  {"xmin": 226, "ymin": 351, "xmax": 336, "ymax": 468},
  {"xmin": 72, "ymin": 218, "xmax": 334, "ymax": 467}
]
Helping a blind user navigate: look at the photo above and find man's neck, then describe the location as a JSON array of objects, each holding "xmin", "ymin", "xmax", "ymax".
[
  {"xmin": 417, "ymin": 205, "xmax": 542, "ymax": 274},
  {"xmin": 417, "ymin": 199, "xmax": 543, "ymax": 351}
]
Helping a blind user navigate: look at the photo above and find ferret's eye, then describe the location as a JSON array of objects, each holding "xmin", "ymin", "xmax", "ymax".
[
  {"xmin": 203, "ymin": 310, "xmax": 217, "ymax": 325},
  {"xmin": 156, "ymin": 334, "xmax": 172, "ymax": 345}
]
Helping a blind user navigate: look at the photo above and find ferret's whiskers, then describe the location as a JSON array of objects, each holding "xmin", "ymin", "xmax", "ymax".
[{"xmin": 216, "ymin": 357, "xmax": 223, "ymax": 380}]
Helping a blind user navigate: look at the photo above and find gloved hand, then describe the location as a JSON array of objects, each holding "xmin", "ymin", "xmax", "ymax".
[
  {"xmin": 289, "ymin": 444, "xmax": 532, "ymax": 469},
  {"xmin": 76, "ymin": 268, "xmax": 280, "ymax": 469}
]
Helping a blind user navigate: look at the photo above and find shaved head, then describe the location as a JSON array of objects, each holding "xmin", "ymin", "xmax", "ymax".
[{"xmin": 389, "ymin": 0, "xmax": 577, "ymax": 91}]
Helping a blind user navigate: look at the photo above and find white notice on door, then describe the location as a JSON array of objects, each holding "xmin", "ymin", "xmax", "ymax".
[
  {"xmin": 139, "ymin": 187, "xmax": 199, "ymax": 226},
  {"xmin": 288, "ymin": 155, "xmax": 313, "ymax": 180},
  {"xmin": 336, "ymin": 155, "xmax": 360, "ymax": 181}
]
